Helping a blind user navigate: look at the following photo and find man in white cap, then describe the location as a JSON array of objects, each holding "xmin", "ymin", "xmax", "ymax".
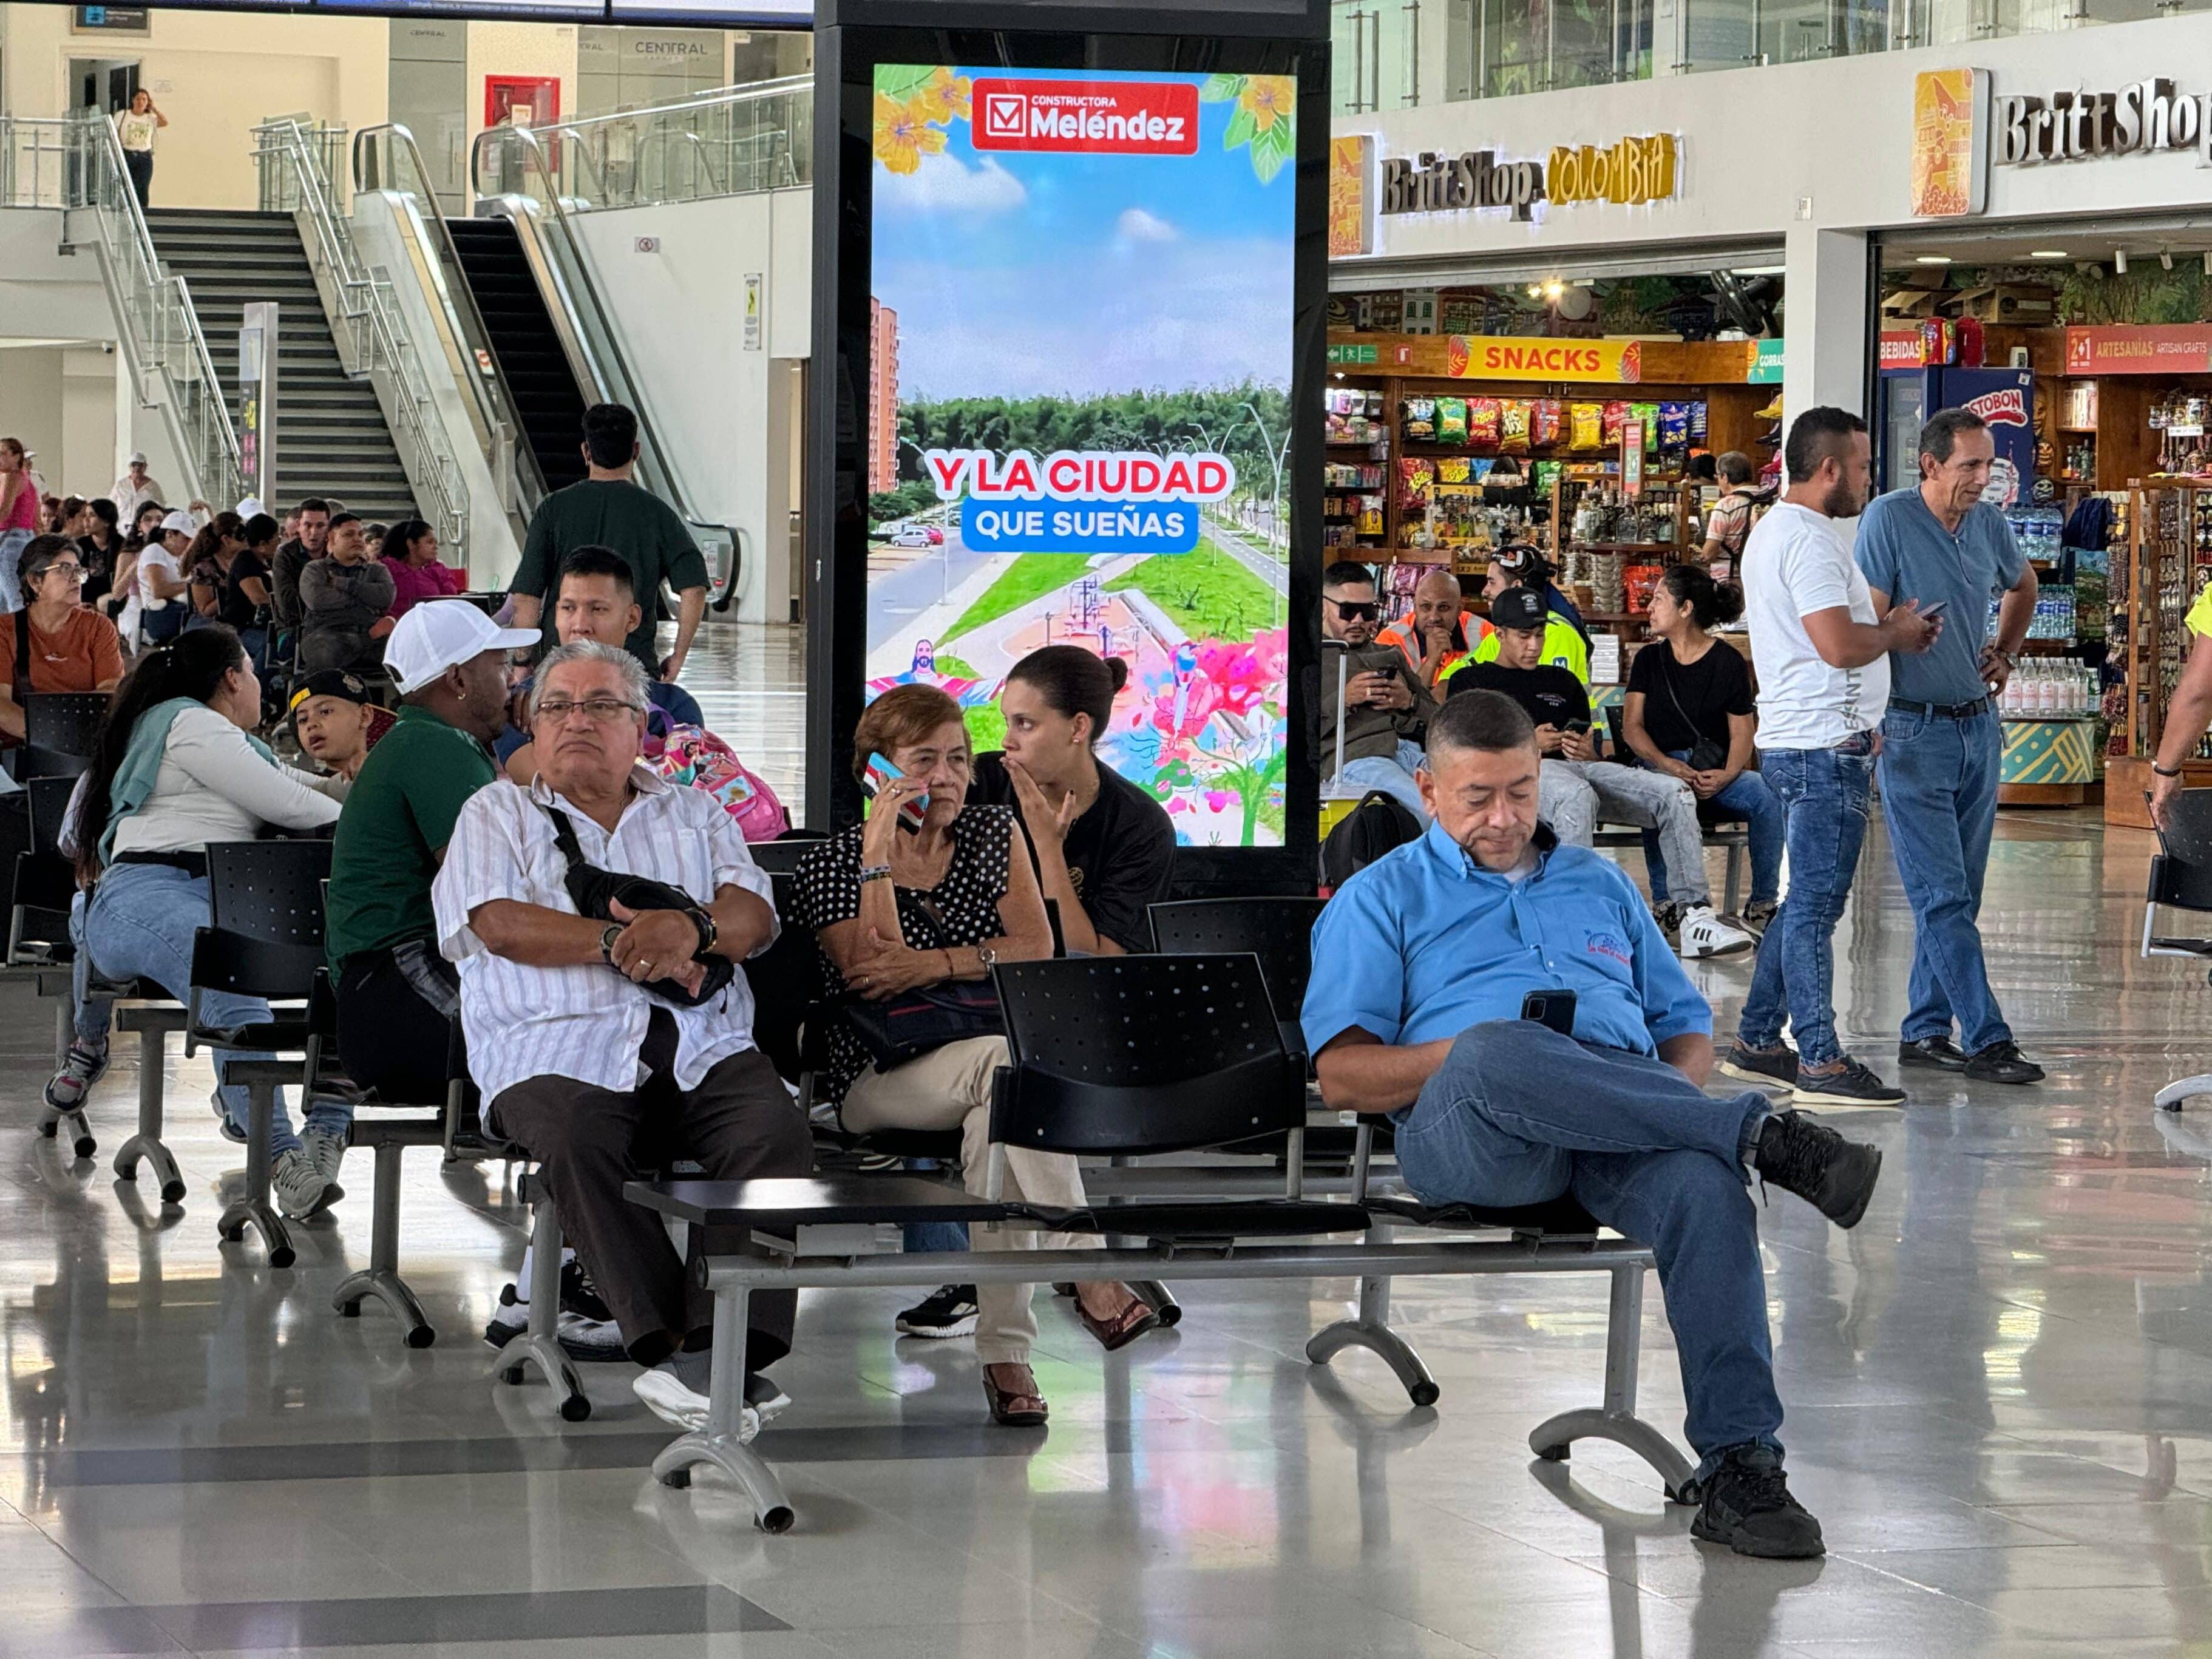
[
  {"xmin": 324, "ymin": 600, "xmax": 536, "ymax": 1108},
  {"xmin": 110, "ymin": 452, "xmax": 163, "ymax": 522}
]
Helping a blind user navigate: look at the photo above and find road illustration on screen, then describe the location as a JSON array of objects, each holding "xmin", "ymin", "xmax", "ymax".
[{"xmin": 866, "ymin": 62, "xmax": 1295, "ymax": 846}]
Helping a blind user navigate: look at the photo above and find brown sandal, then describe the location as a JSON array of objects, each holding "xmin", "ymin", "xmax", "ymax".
[
  {"xmin": 1074, "ymin": 1287, "xmax": 1162, "ymax": 1353},
  {"xmin": 982, "ymin": 1365, "xmax": 1048, "ymax": 1427}
]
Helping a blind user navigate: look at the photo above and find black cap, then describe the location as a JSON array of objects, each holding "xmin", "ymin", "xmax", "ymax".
[
  {"xmin": 289, "ymin": 670, "xmax": 374, "ymax": 714},
  {"xmin": 1490, "ymin": 586, "xmax": 1549, "ymax": 633}
]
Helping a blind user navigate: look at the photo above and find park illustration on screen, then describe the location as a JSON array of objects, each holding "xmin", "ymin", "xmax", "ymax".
[{"xmin": 866, "ymin": 61, "xmax": 1295, "ymax": 846}]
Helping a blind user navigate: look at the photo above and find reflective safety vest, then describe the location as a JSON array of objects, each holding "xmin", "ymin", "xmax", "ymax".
[{"xmin": 1376, "ymin": 609, "xmax": 1483, "ymax": 687}]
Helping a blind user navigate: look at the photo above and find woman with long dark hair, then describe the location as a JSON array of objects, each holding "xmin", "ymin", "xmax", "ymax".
[
  {"xmin": 379, "ymin": 518, "xmax": 463, "ymax": 619},
  {"xmin": 1621, "ymin": 563, "xmax": 1783, "ymax": 934},
  {"xmin": 78, "ymin": 497, "xmax": 123, "ymax": 606},
  {"xmin": 182, "ymin": 511, "xmax": 246, "ymax": 626},
  {"xmin": 52, "ymin": 626, "xmax": 353, "ymax": 1218}
]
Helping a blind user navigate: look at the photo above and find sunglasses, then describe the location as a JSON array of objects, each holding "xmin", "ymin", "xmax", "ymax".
[{"xmin": 1330, "ymin": 599, "xmax": 1380, "ymax": 621}]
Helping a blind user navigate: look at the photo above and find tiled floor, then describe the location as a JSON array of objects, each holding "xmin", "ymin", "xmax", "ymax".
[{"xmin": 5, "ymin": 626, "xmax": 2212, "ymax": 1655}]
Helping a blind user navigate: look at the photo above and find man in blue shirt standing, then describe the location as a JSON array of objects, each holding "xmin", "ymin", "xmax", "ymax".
[
  {"xmin": 1855, "ymin": 408, "xmax": 2044, "ymax": 1086},
  {"xmin": 1303, "ymin": 689, "xmax": 1884, "ymax": 1560}
]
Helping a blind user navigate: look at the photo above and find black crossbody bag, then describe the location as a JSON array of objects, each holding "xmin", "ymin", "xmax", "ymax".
[
  {"xmin": 836, "ymin": 891, "xmax": 1003, "ymax": 1069},
  {"xmin": 538, "ymin": 804, "xmax": 734, "ymax": 1009},
  {"xmin": 1658, "ymin": 651, "xmax": 1729, "ymax": 773}
]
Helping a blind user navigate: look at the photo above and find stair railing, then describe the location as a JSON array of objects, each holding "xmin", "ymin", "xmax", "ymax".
[
  {"xmin": 32, "ymin": 110, "xmax": 248, "ymax": 514},
  {"xmin": 254, "ymin": 115, "xmax": 467, "ymax": 562}
]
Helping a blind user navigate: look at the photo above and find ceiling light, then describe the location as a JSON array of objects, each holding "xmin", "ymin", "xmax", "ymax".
[
  {"xmin": 2116, "ymin": 248, "xmax": 2129, "ymax": 273},
  {"xmin": 2028, "ymin": 249, "xmax": 2069, "ymax": 260},
  {"xmin": 1527, "ymin": 284, "xmax": 1542, "ymax": 298},
  {"xmin": 2163, "ymin": 250, "xmax": 2176, "ymax": 270},
  {"xmin": 1915, "ymin": 255, "xmax": 1953, "ymax": 265},
  {"xmin": 1542, "ymin": 279, "xmax": 1566, "ymax": 299}
]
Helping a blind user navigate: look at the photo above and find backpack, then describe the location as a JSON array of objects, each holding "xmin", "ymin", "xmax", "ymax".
[
  {"xmin": 642, "ymin": 721, "xmax": 792, "ymax": 842},
  {"xmin": 1321, "ymin": 790, "xmax": 1422, "ymax": 892}
]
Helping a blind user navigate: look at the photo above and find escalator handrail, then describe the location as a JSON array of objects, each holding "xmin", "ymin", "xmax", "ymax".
[
  {"xmin": 465, "ymin": 123, "xmax": 742, "ymax": 609},
  {"xmin": 473, "ymin": 76, "xmax": 810, "ymax": 208},
  {"xmin": 350, "ymin": 121, "xmax": 551, "ymax": 515}
]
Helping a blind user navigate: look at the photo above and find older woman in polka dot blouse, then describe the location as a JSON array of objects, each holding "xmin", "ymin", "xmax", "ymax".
[{"xmin": 793, "ymin": 684, "xmax": 1161, "ymax": 1428}]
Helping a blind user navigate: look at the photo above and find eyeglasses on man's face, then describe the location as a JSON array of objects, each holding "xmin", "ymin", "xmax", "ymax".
[{"xmin": 535, "ymin": 696, "xmax": 644, "ymax": 725}]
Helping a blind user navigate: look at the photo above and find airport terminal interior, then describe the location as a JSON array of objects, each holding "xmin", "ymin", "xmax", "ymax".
[{"xmin": 8, "ymin": 0, "xmax": 2212, "ymax": 1652}]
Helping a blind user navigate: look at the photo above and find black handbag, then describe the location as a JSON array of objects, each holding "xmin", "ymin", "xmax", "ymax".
[
  {"xmin": 838, "ymin": 979, "xmax": 1003, "ymax": 1070},
  {"xmin": 538, "ymin": 804, "xmax": 735, "ymax": 1009}
]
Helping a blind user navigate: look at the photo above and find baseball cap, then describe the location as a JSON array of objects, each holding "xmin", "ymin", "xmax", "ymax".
[
  {"xmin": 235, "ymin": 496, "xmax": 265, "ymax": 519},
  {"xmin": 288, "ymin": 670, "xmax": 375, "ymax": 715},
  {"xmin": 1490, "ymin": 586, "xmax": 1550, "ymax": 633},
  {"xmin": 158, "ymin": 509, "xmax": 197, "ymax": 536},
  {"xmin": 127, "ymin": 451, "xmax": 148, "ymax": 467},
  {"xmin": 385, "ymin": 600, "xmax": 538, "ymax": 694}
]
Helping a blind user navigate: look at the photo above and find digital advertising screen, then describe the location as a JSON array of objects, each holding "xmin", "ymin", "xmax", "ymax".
[{"xmin": 863, "ymin": 61, "xmax": 1298, "ymax": 847}]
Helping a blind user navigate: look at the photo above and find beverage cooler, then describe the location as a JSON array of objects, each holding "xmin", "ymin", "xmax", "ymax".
[{"xmin": 1880, "ymin": 365, "xmax": 2036, "ymax": 503}]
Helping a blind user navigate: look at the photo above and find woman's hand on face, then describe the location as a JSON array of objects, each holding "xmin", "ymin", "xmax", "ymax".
[
  {"xmin": 1001, "ymin": 755, "xmax": 1077, "ymax": 845},
  {"xmin": 845, "ymin": 927, "xmax": 941, "ymax": 1000},
  {"xmin": 861, "ymin": 775, "xmax": 926, "ymax": 859}
]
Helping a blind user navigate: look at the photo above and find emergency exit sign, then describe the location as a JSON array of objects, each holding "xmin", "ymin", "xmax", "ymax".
[{"xmin": 73, "ymin": 6, "xmax": 150, "ymax": 29}]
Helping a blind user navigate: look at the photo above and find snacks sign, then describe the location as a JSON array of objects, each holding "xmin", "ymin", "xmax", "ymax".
[{"xmin": 1445, "ymin": 336, "xmax": 1643, "ymax": 384}]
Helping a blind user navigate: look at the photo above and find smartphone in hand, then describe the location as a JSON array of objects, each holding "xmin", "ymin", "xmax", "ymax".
[
  {"xmin": 1521, "ymin": 989, "xmax": 1577, "ymax": 1037},
  {"xmin": 862, "ymin": 751, "xmax": 929, "ymax": 833}
]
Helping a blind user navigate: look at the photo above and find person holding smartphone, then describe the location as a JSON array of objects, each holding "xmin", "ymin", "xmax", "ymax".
[{"xmin": 1314, "ymin": 561, "xmax": 1433, "ymax": 820}]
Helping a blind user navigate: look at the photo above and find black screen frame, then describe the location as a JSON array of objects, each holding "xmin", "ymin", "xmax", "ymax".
[{"xmin": 806, "ymin": 5, "xmax": 1327, "ymax": 892}]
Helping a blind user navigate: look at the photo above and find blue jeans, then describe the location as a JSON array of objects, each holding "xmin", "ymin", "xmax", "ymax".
[
  {"xmin": 902, "ymin": 1158, "xmax": 969, "ymax": 1256},
  {"xmin": 1393, "ymin": 1020, "xmax": 1779, "ymax": 1472},
  {"xmin": 1639, "ymin": 750, "xmax": 1785, "ymax": 907},
  {"xmin": 1878, "ymin": 707, "xmax": 2010, "ymax": 1054},
  {"xmin": 1327, "ymin": 738, "xmax": 1428, "ymax": 822},
  {"xmin": 1735, "ymin": 737, "xmax": 1876, "ymax": 1070},
  {"xmin": 75, "ymin": 860, "xmax": 347, "ymax": 1155}
]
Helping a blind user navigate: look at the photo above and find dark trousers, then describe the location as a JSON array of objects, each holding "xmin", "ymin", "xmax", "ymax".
[
  {"xmin": 336, "ymin": 942, "xmax": 457, "ymax": 1105},
  {"xmin": 490, "ymin": 1036, "xmax": 812, "ymax": 1368},
  {"xmin": 124, "ymin": 148, "xmax": 152, "ymax": 209}
]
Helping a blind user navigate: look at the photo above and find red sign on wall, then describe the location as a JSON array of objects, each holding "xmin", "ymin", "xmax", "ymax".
[
  {"xmin": 1879, "ymin": 328, "xmax": 1928, "ymax": 370},
  {"xmin": 2064, "ymin": 325, "xmax": 2212, "ymax": 375},
  {"xmin": 970, "ymin": 79, "xmax": 1200, "ymax": 156}
]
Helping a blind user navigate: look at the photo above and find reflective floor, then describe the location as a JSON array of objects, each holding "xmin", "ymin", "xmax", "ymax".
[{"xmin": 5, "ymin": 626, "xmax": 2211, "ymax": 1656}]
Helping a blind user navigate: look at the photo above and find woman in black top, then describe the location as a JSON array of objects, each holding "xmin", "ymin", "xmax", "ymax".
[
  {"xmin": 1621, "ymin": 564, "xmax": 1782, "ymax": 929},
  {"xmin": 76, "ymin": 497, "xmax": 122, "ymax": 606},
  {"xmin": 969, "ymin": 646, "xmax": 1175, "ymax": 955},
  {"xmin": 793, "ymin": 684, "xmax": 1160, "ymax": 1428},
  {"xmin": 224, "ymin": 514, "xmax": 279, "ymax": 668}
]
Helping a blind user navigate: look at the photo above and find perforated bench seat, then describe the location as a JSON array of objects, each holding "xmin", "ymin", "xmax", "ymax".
[
  {"xmin": 1021, "ymin": 1198, "xmax": 1371, "ymax": 1241},
  {"xmin": 1366, "ymin": 1193, "xmax": 1604, "ymax": 1240}
]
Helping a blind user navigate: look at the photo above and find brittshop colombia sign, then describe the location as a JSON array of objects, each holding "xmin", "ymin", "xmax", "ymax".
[
  {"xmin": 1380, "ymin": 134, "xmax": 1679, "ymax": 222},
  {"xmin": 1995, "ymin": 77, "xmax": 2212, "ymax": 166}
]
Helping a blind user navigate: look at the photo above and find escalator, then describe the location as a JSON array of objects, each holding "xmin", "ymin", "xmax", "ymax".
[{"xmin": 444, "ymin": 216, "xmax": 589, "ymax": 499}]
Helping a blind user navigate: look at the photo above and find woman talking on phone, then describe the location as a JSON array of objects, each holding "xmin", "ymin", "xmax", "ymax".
[
  {"xmin": 792, "ymin": 684, "xmax": 1162, "ymax": 1427},
  {"xmin": 969, "ymin": 646, "xmax": 1175, "ymax": 955}
]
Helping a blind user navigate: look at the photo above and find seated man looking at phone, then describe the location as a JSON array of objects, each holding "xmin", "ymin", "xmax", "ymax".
[
  {"xmin": 1302, "ymin": 689, "xmax": 1886, "ymax": 1561},
  {"xmin": 1451, "ymin": 586, "xmax": 1751, "ymax": 960}
]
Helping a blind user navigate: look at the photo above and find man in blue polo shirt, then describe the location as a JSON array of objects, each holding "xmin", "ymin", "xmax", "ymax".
[
  {"xmin": 1855, "ymin": 407, "xmax": 2044, "ymax": 1087},
  {"xmin": 1302, "ymin": 689, "xmax": 1885, "ymax": 1560}
]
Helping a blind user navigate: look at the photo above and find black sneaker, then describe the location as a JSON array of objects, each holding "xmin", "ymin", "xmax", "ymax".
[
  {"xmin": 745, "ymin": 1370, "xmax": 793, "ymax": 1423},
  {"xmin": 563, "ymin": 1257, "xmax": 615, "ymax": 1325},
  {"xmin": 1898, "ymin": 1036, "xmax": 1968, "ymax": 1071},
  {"xmin": 1752, "ymin": 1110, "xmax": 1882, "ymax": 1229},
  {"xmin": 1792, "ymin": 1059, "xmax": 1907, "ymax": 1109},
  {"xmin": 897, "ymin": 1284, "xmax": 980, "ymax": 1338},
  {"xmin": 1964, "ymin": 1040, "xmax": 2045, "ymax": 1085},
  {"xmin": 1689, "ymin": 1444, "xmax": 1824, "ymax": 1558},
  {"xmin": 1718, "ymin": 1043, "xmax": 1799, "ymax": 1090}
]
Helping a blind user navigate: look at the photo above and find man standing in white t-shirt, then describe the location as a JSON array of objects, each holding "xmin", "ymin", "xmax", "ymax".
[{"xmin": 1719, "ymin": 409, "xmax": 1940, "ymax": 1110}]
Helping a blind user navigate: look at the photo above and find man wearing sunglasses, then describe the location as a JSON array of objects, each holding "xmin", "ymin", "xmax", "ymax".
[
  {"xmin": 1316, "ymin": 560, "xmax": 1434, "ymax": 821},
  {"xmin": 0, "ymin": 534, "xmax": 124, "ymax": 747}
]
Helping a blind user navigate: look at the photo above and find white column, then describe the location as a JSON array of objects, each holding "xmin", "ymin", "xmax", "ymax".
[{"xmin": 1783, "ymin": 225, "xmax": 1871, "ymax": 421}]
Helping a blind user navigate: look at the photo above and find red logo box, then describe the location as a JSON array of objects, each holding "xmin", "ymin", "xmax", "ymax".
[{"xmin": 970, "ymin": 78, "xmax": 1199, "ymax": 156}]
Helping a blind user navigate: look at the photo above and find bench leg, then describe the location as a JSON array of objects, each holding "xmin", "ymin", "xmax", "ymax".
[
  {"xmin": 35, "ymin": 1101, "xmax": 96, "ymax": 1161},
  {"xmin": 1304, "ymin": 1227, "xmax": 1441, "ymax": 1408},
  {"xmin": 53, "ymin": 994, "xmax": 70, "ymax": 1073},
  {"xmin": 216, "ymin": 1076, "xmax": 294, "ymax": 1269},
  {"xmin": 493, "ymin": 1193, "xmax": 590, "ymax": 1420},
  {"xmin": 113, "ymin": 1026, "xmax": 184, "ymax": 1206},
  {"xmin": 654, "ymin": 1283, "xmax": 795, "ymax": 1533},
  {"xmin": 334, "ymin": 1141, "xmax": 434, "ymax": 1348},
  {"xmin": 1526, "ymin": 1262, "xmax": 1695, "ymax": 1503},
  {"xmin": 1723, "ymin": 843, "xmax": 1744, "ymax": 916},
  {"xmin": 1130, "ymin": 1281, "xmax": 1182, "ymax": 1328},
  {"xmin": 2156, "ymin": 1074, "xmax": 2212, "ymax": 1111}
]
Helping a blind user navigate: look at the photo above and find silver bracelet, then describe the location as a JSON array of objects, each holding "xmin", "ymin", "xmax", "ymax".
[{"xmin": 860, "ymin": 863, "xmax": 893, "ymax": 884}]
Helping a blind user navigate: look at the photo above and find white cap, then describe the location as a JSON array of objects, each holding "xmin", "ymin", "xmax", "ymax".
[
  {"xmin": 235, "ymin": 497, "xmax": 264, "ymax": 519},
  {"xmin": 127, "ymin": 450, "xmax": 148, "ymax": 467},
  {"xmin": 158, "ymin": 509, "xmax": 197, "ymax": 535},
  {"xmin": 385, "ymin": 600, "xmax": 538, "ymax": 694}
]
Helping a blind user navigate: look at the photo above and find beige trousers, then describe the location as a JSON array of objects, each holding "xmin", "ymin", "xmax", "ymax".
[{"xmin": 841, "ymin": 1035, "xmax": 1096, "ymax": 1365}]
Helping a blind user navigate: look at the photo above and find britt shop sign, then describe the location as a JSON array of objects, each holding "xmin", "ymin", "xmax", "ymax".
[
  {"xmin": 1379, "ymin": 134, "xmax": 1679, "ymax": 222},
  {"xmin": 1914, "ymin": 66, "xmax": 2212, "ymax": 217}
]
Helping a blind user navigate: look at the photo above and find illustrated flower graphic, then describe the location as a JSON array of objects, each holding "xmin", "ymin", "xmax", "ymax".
[
  {"xmin": 1238, "ymin": 76, "xmax": 1293, "ymax": 134},
  {"xmin": 874, "ymin": 93, "xmax": 946, "ymax": 175},
  {"xmin": 914, "ymin": 68, "xmax": 972, "ymax": 126}
]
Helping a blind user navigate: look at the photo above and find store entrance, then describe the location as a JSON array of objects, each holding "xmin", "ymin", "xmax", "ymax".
[
  {"xmin": 1874, "ymin": 220, "xmax": 2212, "ymax": 817},
  {"xmin": 67, "ymin": 58, "xmax": 139, "ymax": 117}
]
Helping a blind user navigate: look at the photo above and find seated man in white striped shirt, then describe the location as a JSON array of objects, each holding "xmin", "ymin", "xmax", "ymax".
[{"xmin": 432, "ymin": 639, "xmax": 812, "ymax": 1439}]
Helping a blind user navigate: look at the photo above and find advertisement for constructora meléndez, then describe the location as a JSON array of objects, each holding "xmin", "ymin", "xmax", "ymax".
[{"xmin": 866, "ymin": 62, "xmax": 1295, "ymax": 847}]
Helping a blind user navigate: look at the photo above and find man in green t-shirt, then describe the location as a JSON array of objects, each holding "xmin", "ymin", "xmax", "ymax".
[
  {"xmin": 325, "ymin": 600, "xmax": 535, "ymax": 1136},
  {"xmin": 507, "ymin": 402, "xmax": 711, "ymax": 682}
]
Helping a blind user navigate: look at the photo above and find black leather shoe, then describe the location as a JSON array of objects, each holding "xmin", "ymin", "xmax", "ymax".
[
  {"xmin": 1964, "ymin": 1040, "xmax": 2044, "ymax": 1085},
  {"xmin": 1898, "ymin": 1036, "xmax": 1968, "ymax": 1071}
]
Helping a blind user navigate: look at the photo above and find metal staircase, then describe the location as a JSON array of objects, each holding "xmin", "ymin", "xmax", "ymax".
[{"xmin": 141, "ymin": 209, "xmax": 416, "ymax": 522}]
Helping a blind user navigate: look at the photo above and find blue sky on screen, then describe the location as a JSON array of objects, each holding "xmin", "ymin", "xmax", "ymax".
[{"xmin": 872, "ymin": 66, "xmax": 1294, "ymax": 402}]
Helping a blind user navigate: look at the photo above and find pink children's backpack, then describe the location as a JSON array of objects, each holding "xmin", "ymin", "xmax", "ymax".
[{"xmin": 643, "ymin": 721, "xmax": 791, "ymax": 842}]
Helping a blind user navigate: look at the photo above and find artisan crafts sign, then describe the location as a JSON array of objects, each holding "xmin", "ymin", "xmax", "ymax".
[
  {"xmin": 2064, "ymin": 325, "xmax": 2212, "ymax": 375},
  {"xmin": 1378, "ymin": 132, "xmax": 1678, "ymax": 223}
]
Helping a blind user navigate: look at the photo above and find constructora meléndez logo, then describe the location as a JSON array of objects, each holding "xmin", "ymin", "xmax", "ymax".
[{"xmin": 923, "ymin": 447, "xmax": 1236, "ymax": 555}]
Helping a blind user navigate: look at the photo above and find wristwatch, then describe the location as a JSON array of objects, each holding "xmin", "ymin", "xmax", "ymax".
[
  {"xmin": 600, "ymin": 921, "xmax": 624, "ymax": 965},
  {"xmin": 1988, "ymin": 647, "xmax": 2017, "ymax": 670},
  {"xmin": 685, "ymin": 904, "xmax": 718, "ymax": 958}
]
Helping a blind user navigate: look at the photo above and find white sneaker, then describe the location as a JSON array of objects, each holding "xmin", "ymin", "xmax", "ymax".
[
  {"xmin": 301, "ymin": 1126, "xmax": 348, "ymax": 1185},
  {"xmin": 1678, "ymin": 904, "xmax": 1756, "ymax": 960},
  {"xmin": 272, "ymin": 1147, "xmax": 335, "ymax": 1220},
  {"xmin": 633, "ymin": 1366, "xmax": 760, "ymax": 1442}
]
